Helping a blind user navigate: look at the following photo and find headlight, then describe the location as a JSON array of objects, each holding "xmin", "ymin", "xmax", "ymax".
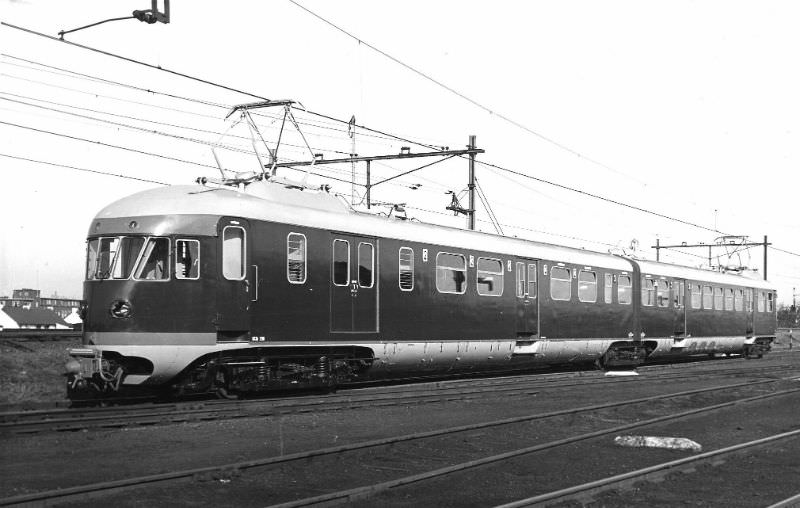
[{"xmin": 109, "ymin": 299, "xmax": 133, "ymax": 319}]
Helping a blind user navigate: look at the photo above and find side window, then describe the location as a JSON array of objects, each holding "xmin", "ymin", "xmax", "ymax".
[
  {"xmin": 287, "ymin": 233, "xmax": 307, "ymax": 284},
  {"xmin": 436, "ymin": 252, "xmax": 466, "ymax": 294},
  {"xmin": 724, "ymin": 288, "xmax": 734, "ymax": 311},
  {"xmin": 757, "ymin": 291, "xmax": 765, "ymax": 312},
  {"xmin": 642, "ymin": 278, "xmax": 655, "ymax": 307},
  {"xmin": 550, "ymin": 266, "xmax": 571, "ymax": 301},
  {"xmin": 674, "ymin": 281, "xmax": 685, "ymax": 309},
  {"xmin": 222, "ymin": 227, "xmax": 245, "ymax": 280},
  {"xmin": 578, "ymin": 270, "xmax": 597, "ymax": 302},
  {"xmin": 477, "ymin": 257, "xmax": 503, "ymax": 296},
  {"xmin": 399, "ymin": 247, "xmax": 414, "ymax": 291},
  {"xmin": 528, "ymin": 264, "xmax": 537, "ymax": 298},
  {"xmin": 702, "ymin": 285, "xmax": 713, "ymax": 309},
  {"xmin": 176, "ymin": 239, "xmax": 200, "ymax": 280},
  {"xmin": 691, "ymin": 284, "xmax": 702, "ymax": 309},
  {"xmin": 656, "ymin": 280, "xmax": 670, "ymax": 308},
  {"xmin": 618, "ymin": 275, "xmax": 632, "ymax": 305},
  {"xmin": 768, "ymin": 292, "xmax": 775, "ymax": 312},
  {"xmin": 516, "ymin": 262, "xmax": 525, "ymax": 297},
  {"xmin": 735, "ymin": 289, "xmax": 744, "ymax": 311},
  {"xmin": 746, "ymin": 288, "xmax": 754, "ymax": 312},
  {"xmin": 358, "ymin": 242, "xmax": 374, "ymax": 288},
  {"xmin": 332, "ymin": 240, "xmax": 349, "ymax": 286},
  {"xmin": 714, "ymin": 287, "xmax": 723, "ymax": 310},
  {"xmin": 604, "ymin": 273, "xmax": 613, "ymax": 304},
  {"xmin": 134, "ymin": 237, "xmax": 170, "ymax": 280}
]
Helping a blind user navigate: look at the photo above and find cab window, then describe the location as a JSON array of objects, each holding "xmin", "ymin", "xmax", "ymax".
[{"xmin": 133, "ymin": 237, "xmax": 170, "ymax": 280}]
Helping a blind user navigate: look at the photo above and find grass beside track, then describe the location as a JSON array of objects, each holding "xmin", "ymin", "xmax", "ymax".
[{"xmin": 0, "ymin": 339, "xmax": 79, "ymax": 406}]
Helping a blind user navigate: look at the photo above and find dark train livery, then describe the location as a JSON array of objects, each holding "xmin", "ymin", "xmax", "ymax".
[{"xmin": 66, "ymin": 180, "xmax": 777, "ymax": 399}]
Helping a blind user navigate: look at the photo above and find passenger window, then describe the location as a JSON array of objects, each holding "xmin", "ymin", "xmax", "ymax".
[
  {"xmin": 578, "ymin": 270, "xmax": 596, "ymax": 302},
  {"xmin": 735, "ymin": 289, "xmax": 744, "ymax": 311},
  {"xmin": 674, "ymin": 281, "xmax": 685, "ymax": 309},
  {"xmin": 702, "ymin": 285, "xmax": 713, "ymax": 309},
  {"xmin": 399, "ymin": 247, "xmax": 414, "ymax": 291},
  {"xmin": 691, "ymin": 284, "xmax": 702, "ymax": 309},
  {"xmin": 745, "ymin": 288, "xmax": 754, "ymax": 312},
  {"xmin": 175, "ymin": 239, "xmax": 200, "ymax": 280},
  {"xmin": 222, "ymin": 227, "xmax": 245, "ymax": 280},
  {"xmin": 436, "ymin": 252, "xmax": 466, "ymax": 294},
  {"xmin": 713, "ymin": 287, "xmax": 723, "ymax": 310},
  {"xmin": 134, "ymin": 237, "xmax": 170, "ymax": 280},
  {"xmin": 604, "ymin": 273, "xmax": 613, "ymax": 304},
  {"xmin": 516, "ymin": 262, "xmax": 525, "ymax": 297},
  {"xmin": 358, "ymin": 243, "xmax": 374, "ymax": 288},
  {"xmin": 332, "ymin": 240, "xmax": 349, "ymax": 286},
  {"xmin": 550, "ymin": 266, "xmax": 571, "ymax": 301},
  {"xmin": 528, "ymin": 264, "xmax": 537, "ymax": 298},
  {"xmin": 724, "ymin": 288, "xmax": 734, "ymax": 311},
  {"xmin": 618, "ymin": 275, "xmax": 632, "ymax": 305},
  {"xmin": 477, "ymin": 257, "xmax": 503, "ymax": 296},
  {"xmin": 287, "ymin": 233, "xmax": 307, "ymax": 284},
  {"xmin": 656, "ymin": 280, "xmax": 670, "ymax": 308},
  {"xmin": 642, "ymin": 278, "xmax": 655, "ymax": 307}
]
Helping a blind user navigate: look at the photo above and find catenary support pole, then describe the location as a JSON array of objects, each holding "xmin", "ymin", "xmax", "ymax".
[{"xmin": 468, "ymin": 135, "xmax": 476, "ymax": 230}]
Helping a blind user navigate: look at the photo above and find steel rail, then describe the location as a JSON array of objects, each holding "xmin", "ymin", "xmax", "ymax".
[
  {"xmin": 767, "ymin": 492, "xmax": 800, "ymax": 508},
  {"xmin": 2, "ymin": 381, "xmax": 795, "ymax": 507},
  {"xmin": 263, "ymin": 387, "xmax": 800, "ymax": 508},
  {"xmin": 497, "ymin": 429, "xmax": 800, "ymax": 507},
  {"xmin": 3, "ymin": 363, "xmax": 793, "ymax": 434}
]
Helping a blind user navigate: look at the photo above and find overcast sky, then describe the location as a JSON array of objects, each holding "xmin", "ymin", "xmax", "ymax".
[{"xmin": 1, "ymin": 0, "xmax": 798, "ymax": 304}]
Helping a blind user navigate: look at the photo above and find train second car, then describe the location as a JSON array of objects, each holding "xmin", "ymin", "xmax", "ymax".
[{"xmin": 65, "ymin": 180, "xmax": 777, "ymax": 400}]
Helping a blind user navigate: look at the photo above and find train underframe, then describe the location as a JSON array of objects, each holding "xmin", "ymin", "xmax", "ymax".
[
  {"xmin": 65, "ymin": 335, "xmax": 774, "ymax": 402},
  {"xmin": 66, "ymin": 346, "xmax": 376, "ymax": 401}
]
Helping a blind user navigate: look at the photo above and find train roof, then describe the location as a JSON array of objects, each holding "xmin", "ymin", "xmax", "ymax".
[{"xmin": 93, "ymin": 182, "xmax": 774, "ymax": 290}]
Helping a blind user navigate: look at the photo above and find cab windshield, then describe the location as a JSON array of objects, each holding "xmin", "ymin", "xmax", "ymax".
[{"xmin": 86, "ymin": 236, "xmax": 169, "ymax": 281}]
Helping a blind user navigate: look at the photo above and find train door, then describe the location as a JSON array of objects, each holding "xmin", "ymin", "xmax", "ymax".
[
  {"xmin": 215, "ymin": 218, "xmax": 253, "ymax": 340},
  {"xmin": 672, "ymin": 279, "xmax": 687, "ymax": 338},
  {"xmin": 745, "ymin": 288, "xmax": 754, "ymax": 336},
  {"xmin": 514, "ymin": 259, "xmax": 538, "ymax": 337},
  {"xmin": 330, "ymin": 234, "xmax": 378, "ymax": 333}
]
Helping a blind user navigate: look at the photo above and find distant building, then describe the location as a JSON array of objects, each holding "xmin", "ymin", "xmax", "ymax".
[
  {"xmin": 0, "ymin": 288, "xmax": 82, "ymax": 320},
  {"xmin": 0, "ymin": 306, "xmax": 71, "ymax": 330}
]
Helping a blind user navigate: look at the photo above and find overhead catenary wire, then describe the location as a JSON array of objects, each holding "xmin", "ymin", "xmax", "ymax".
[
  {"xmin": 3, "ymin": 23, "xmax": 798, "ymax": 262},
  {"xmin": 0, "ymin": 152, "xmax": 169, "ymax": 185},
  {"xmin": 288, "ymin": 0, "xmax": 648, "ymax": 187}
]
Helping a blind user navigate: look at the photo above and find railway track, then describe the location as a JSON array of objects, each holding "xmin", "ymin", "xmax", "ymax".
[
  {"xmin": 1, "ymin": 361, "xmax": 794, "ymax": 435},
  {"xmin": 2, "ymin": 375, "xmax": 798, "ymax": 507},
  {"xmin": 496, "ymin": 429, "xmax": 800, "ymax": 507}
]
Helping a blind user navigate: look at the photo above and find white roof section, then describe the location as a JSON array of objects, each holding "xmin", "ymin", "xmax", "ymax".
[
  {"xmin": 637, "ymin": 259, "xmax": 774, "ymax": 290},
  {"xmin": 95, "ymin": 181, "xmax": 774, "ymax": 288}
]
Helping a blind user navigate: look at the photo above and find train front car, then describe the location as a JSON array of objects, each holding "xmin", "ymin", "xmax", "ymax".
[{"xmin": 65, "ymin": 185, "xmax": 266, "ymax": 400}]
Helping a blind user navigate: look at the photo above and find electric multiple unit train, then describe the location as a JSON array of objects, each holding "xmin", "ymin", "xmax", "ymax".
[{"xmin": 65, "ymin": 179, "xmax": 777, "ymax": 400}]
